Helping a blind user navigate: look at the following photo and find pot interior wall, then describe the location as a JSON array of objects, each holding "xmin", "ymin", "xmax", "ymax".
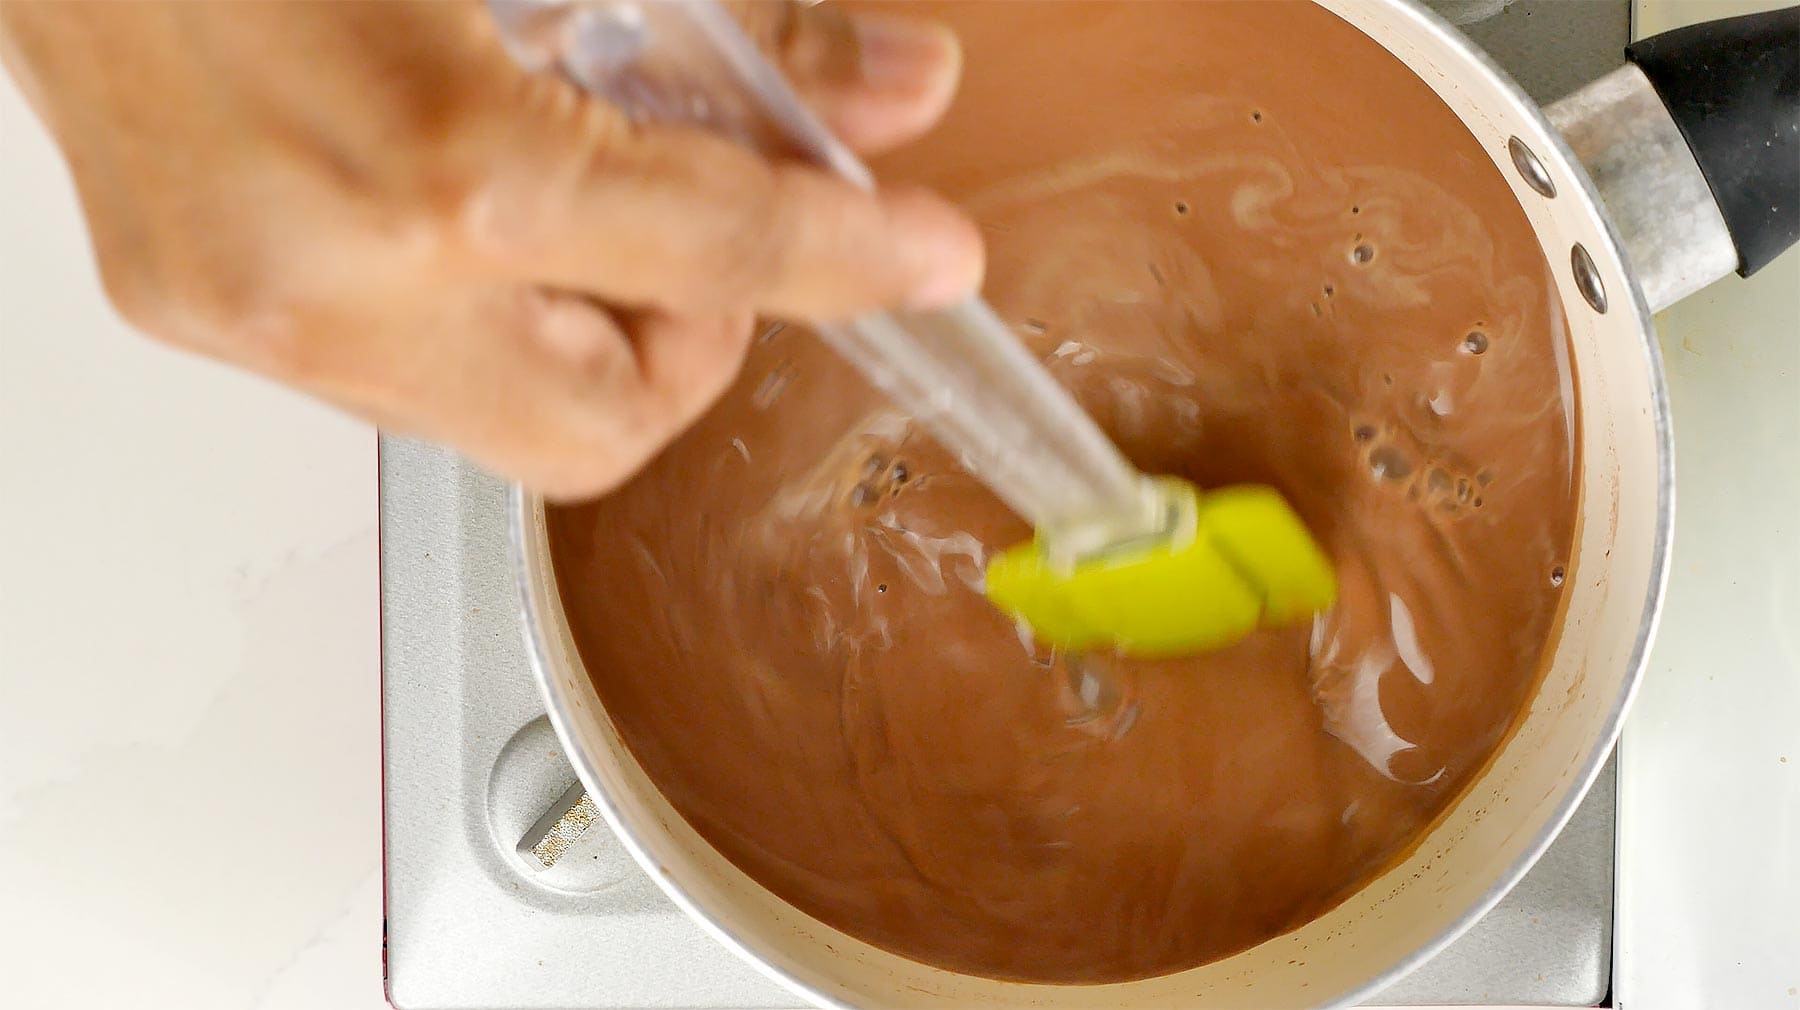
[{"xmin": 515, "ymin": 0, "xmax": 1668, "ymax": 1005}]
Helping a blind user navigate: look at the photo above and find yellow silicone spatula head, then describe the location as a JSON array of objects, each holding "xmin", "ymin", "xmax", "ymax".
[{"xmin": 983, "ymin": 478, "xmax": 1336, "ymax": 657}]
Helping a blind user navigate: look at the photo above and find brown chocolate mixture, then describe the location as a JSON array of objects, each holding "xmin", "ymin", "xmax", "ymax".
[{"xmin": 548, "ymin": 1, "xmax": 1576, "ymax": 984}]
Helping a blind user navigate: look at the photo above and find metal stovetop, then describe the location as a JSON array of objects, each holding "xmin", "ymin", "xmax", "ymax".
[{"xmin": 382, "ymin": 4, "xmax": 1630, "ymax": 1006}]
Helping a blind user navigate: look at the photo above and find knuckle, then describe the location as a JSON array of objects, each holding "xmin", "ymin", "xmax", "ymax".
[
  {"xmin": 403, "ymin": 167, "xmax": 486, "ymax": 261},
  {"xmin": 450, "ymin": 85, "xmax": 631, "ymax": 265},
  {"xmin": 91, "ymin": 236, "xmax": 303, "ymax": 370},
  {"xmin": 92, "ymin": 253, "xmax": 167, "ymax": 338},
  {"xmin": 185, "ymin": 271, "xmax": 312, "ymax": 373},
  {"xmin": 152, "ymin": 259, "xmax": 318, "ymax": 379},
  {"xmin": 371, "ymin": 109, "xmax": 509, "ymax": 254},
  {"xmin": 435, "ymin": 164, "xmax": 517, "ymax": 264},
  {"xmin": 228, "ymin": 305, "xmax": 327, "ymax": 381}
]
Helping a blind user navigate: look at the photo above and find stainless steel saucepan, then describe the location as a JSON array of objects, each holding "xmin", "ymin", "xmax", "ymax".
[{"xmin": 508, "ymin": 2, "xmax": 1799, "ymax": 1005}]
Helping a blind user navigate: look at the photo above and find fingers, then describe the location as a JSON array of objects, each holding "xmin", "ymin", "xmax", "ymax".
[
  {"xmin": 454, "ymin": 6, "xmax": 958, "ymax": 495},
  {"xmin": 732, "ymin": 3, "xmax": 964, "ymax": 155},
  {"xmin": 470, "ymin": 112, "xmax": 985, "ymax": 322}
]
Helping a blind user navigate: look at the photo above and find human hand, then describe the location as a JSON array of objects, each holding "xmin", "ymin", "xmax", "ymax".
[{"xmin": 0, "ymin": 1, "xmax": 982, "ymax": 497}]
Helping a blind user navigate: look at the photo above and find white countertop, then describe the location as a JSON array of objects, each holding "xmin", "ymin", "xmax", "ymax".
[
  {"xmin": 0, "ymin": 68, "xmax": 383, "ymax": 1008},
  {"xmin": 1613, "ymin": 4, "xmax": 1799, "ymax": 1008},
  {"xmin": 2, "ymin": 1, "xmax": 1794, "ymax": 1006}
]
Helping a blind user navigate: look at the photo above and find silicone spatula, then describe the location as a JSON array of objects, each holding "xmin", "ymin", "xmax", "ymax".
[{"xmin": 490, "ymin": 0, "xmax": 1337, "ymax": 656}]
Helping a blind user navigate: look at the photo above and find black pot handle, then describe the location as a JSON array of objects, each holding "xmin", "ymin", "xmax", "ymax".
[{"xmin": 1624, "ymin": 6, "xmax": 1800, "ymax": 276}]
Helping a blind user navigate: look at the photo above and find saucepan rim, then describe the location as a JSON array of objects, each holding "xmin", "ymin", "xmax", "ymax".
[{"xmin": 507, "ymin": 0, "xmax": 1675, "ymax": 1004}]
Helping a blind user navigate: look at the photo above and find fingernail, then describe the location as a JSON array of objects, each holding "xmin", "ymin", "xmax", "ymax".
[
  {"xmin": 885, "ymin": 190, "xmax": 986, "ymax": 312},
  {"xmin": 855, "ymin": 14, "xmax": 961, "ymax": 94}
]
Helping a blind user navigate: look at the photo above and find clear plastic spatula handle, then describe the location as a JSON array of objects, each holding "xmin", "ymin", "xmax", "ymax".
[{"xmin": 490, "ymin": 0, "xmax": 1165, "ymax": 552}]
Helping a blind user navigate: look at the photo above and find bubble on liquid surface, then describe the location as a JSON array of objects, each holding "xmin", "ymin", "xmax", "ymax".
[
  {"xmin": 1351, "ymin": 243, "xmax": 1376, "ymax": 265},
  {"xmin": 1077, "ymin": 668, "xmax": 1104, "ymax": 709},
  {"xmin": 1462, "ymin": 330, "xmax": 1490, "ymax": 355},
  {"xmin": 1549, "ymin": 566, "xmax": 1565, "ymax": 587},
  {"xmin": 1369, "ymin": 446, "xmax": 1413, "ymax": 482},
  {"xmin": 1060, "ymin": 658, "xmax": 1140, "ymax": 740}
]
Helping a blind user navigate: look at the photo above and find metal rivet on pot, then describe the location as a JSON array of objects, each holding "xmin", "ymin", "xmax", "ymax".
[
  {"xmin": 1507, "ymin": 136, "xmax": 1556, "ymax": 198},
  {"xmin": 1571, "ymin": 243, "xmax": 1607, "ymax": 313}
]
